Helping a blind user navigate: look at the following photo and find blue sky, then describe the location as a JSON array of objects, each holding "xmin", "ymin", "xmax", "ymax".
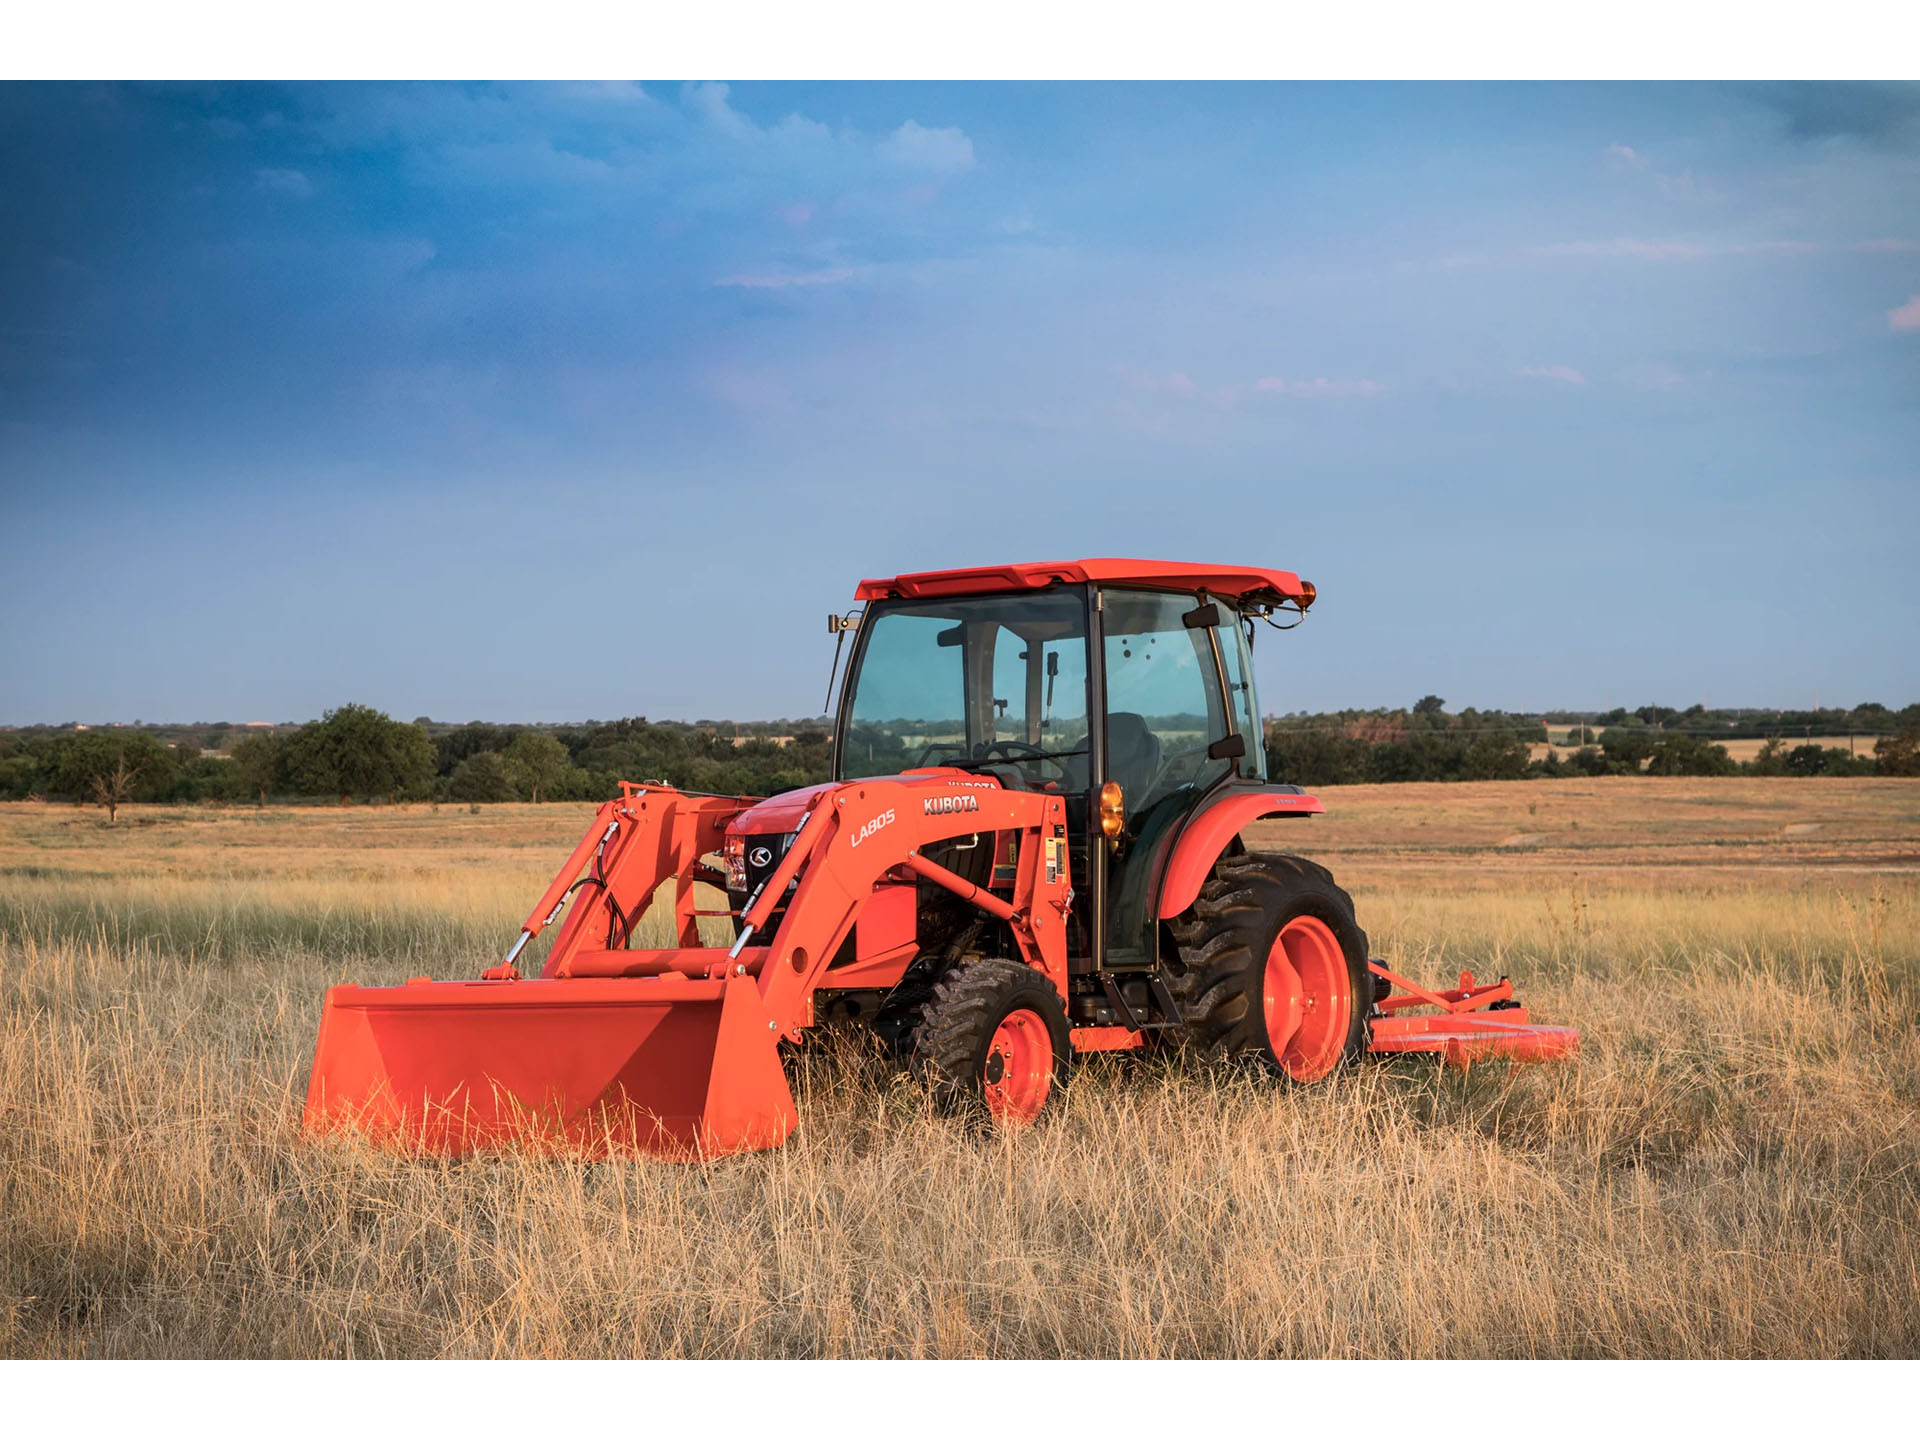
[{"xmin": 3, "ymin": 81, "xmax": 1916, "ymax": 724}]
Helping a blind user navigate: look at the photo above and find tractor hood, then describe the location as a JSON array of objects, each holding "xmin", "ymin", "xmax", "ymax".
[{"xmin": 725, "ymin": 770, "xmax": 1004, "ymax": 838}]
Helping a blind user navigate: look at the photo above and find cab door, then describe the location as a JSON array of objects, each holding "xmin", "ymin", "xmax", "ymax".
[{"xmin": 1095, "ymin": 588, "xmax": 1237, "ymax": 967}]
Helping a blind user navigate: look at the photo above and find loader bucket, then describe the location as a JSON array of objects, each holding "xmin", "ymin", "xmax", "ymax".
[{"xmin": 303, "ymin": 974, "xmax": 798, "ymax": 1159}]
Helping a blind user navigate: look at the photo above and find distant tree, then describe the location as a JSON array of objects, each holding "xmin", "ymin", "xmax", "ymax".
[
  {"xmin": 384, "ymin": 722, "xmax": 437, "ymax": 803},
  {"xmin": 90, "ymin": 754, "xmax": 141, "ymax": 822},
  {"xmin": 1646, "ymin": 734, "xmax": 1738, "ymax": 777},
  {"xmin": 229, "ymin": 732, "xmax": 284, "ymax": 805},
  {"xmin": 0, "ymin": 752, "xmax": 44, "ymax": 800},
  {"xmin": 1265, "ymin": 730, "xmax": 1373, "ymax": 787},
  {"xmin": 434, "ymin": 722, "xmax": 517, "ymax": 776},
  {"xmin": 1460, "ymin": 733, "xmax": 1531, "ymax": 781},
  {"xmin": 1781, "ymin": 744, "xmax": 1874, "ymax": 777},
  {"xmin": 1413, "ymin": 695, "xmax": 1446, "ymax": 716},
  {"xmin": 1876, "ymin": 728, "xmax": 1920, "ymax": 777},
  {"xmin": 448, "ymin": 751, "xmax": 518, "ymax": 804},
  {"xmin": 501, "ymin": 732, "xmax": 572, "ymax": 803},
  {"xmin": 53, "ymin": 732, "xmax": 172, "ymax": 809},
  {"xmin": 1564, "ymin": 745, "xmax": 1619, "ymax": 777},
  {"xmin": 1599, "ymin": 728, "xmax": 1658, "ymax": 770},
  {"xmin": 283, "ymin": 704, "xmax": 437, "ymax": 803}
]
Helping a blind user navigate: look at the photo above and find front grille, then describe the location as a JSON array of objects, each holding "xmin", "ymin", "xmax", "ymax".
[{"xmin": 729, "ymin": 831, "xmax": 799, "ymax": 938}]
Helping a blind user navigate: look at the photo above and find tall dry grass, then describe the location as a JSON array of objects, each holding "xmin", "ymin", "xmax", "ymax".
[{"xmin": 2, "ymin": 787, "xmax": 1917, "ymax": 1358}]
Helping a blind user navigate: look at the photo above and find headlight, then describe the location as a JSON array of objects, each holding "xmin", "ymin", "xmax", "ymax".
[{"xmin": 723, "ymin": 834, "xmax": 747, "ymax": 891}]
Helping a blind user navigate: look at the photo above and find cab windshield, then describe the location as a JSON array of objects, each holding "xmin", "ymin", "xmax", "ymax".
[{"xmin": 838, "ymin": 590, "xmax": 1091, "ymax": 789}]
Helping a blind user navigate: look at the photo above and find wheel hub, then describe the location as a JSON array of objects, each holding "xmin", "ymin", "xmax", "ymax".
[
  {"xmin": 981, "ymin": 1009, "xmax": 1053, "ymax": 1123},
  {"xmin": 1262, "ymin": 915, "xmax": 1352, "ymax": 1082}
]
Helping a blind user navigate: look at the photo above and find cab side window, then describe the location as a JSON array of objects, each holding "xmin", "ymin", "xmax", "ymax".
[{"xmin": 1100, "ymin": 590, "xmax": 1232, "ymax": 815}]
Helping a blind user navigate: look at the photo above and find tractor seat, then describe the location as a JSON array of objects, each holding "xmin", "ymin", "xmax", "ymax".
[{"xmin": 1106, "ymin": 712, "xmax": 1163, "ymax": 811}]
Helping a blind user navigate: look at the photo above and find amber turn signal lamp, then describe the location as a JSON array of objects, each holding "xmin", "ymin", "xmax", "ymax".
[
  {"xmin": 1297, "ymin": 579, "xmax": 1316, "ymax": 610},
  {"xmin": 1099, "ymin": 781, "xmax": 1126, "ymax": 841}
]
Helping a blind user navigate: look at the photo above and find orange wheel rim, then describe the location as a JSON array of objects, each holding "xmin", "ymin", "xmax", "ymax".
[
  {"xmin": 1263, "ymin": 915, "xmax": 1352, "ymax": 1082},
  {"xmin": 982, "ymin": 1009, "xmax": 1053, "ymax": 1123}
]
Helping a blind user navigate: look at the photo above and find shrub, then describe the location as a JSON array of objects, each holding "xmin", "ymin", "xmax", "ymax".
[{"xmin": 1876, "ymin": 728, "xmax": 1920, "ymax": 777}]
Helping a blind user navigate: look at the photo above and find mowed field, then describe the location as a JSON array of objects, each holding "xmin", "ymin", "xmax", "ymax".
[{"xmin": 2, "ymin": 779, "xmax": 1917, "ymax": 1358}]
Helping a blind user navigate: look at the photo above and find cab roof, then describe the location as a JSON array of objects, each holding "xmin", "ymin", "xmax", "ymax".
[{"xmin": 853, "ymin": 558, "xmax": 1310, "ymax": 604}]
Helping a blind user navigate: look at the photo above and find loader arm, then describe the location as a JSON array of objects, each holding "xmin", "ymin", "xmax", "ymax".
[
  {"xmin": 493, "ymin": 783, "xmax": 752, "ymax": 980},
  {"xmin": 544, "ymin": 774, "xmax": 1075, "ymax": 1039}
]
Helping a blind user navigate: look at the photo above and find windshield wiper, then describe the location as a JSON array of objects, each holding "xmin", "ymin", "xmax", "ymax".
[{"xmin": 945, "ymin": 746, "xmax": 1090, "ymax": 772}]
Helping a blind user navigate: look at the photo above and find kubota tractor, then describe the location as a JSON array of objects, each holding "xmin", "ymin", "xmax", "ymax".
[{"xmin": 306, "ymin": 559, "xmax": 1576, "ymax": 1158}]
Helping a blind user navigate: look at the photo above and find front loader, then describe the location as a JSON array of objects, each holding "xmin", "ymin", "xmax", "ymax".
[{"xmin": 305, "ymin": 558, "xmax": 1576, "ymax": 1158}]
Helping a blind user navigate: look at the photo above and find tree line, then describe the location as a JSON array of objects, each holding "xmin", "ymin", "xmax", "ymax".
[
  {"xmin": 0, "ymin": 705, "xmax": 832, "ymax": 814},
  {"xmin": 1263, "ymin": 696, "xmax": 1920, "ymax": 786},
  {"xmin": 3, "ymin": 695, "xmax": 1916, "ymax": 818}
]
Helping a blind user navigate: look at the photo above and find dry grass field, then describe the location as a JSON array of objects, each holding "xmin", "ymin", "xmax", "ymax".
[{"xmin": 3, "ymin": 779, "xmax": 1916, "ymax": 1358}]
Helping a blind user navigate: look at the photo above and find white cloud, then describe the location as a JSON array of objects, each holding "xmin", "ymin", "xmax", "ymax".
[
  {"xmin": 682, "ymin": 81, "xmax": 758, "ymax": 140},
  {"xmin": 882, "ymin": 120, "xmax": 975, "ymax": 173},
  {"xmin": 1517, "ymin": 364, "xmax": 1588, "ymax": 385},
  {"xmin": 1606, "ymin": 143, "xmax": 1646, "ymax": 166},
  {"xmin": 1890, "ymin": 295, "xmax": 1920, "ymax": 332},
  {"xmin": 254, "ymin": 167, "xmax": 313, "ymax": 199}
]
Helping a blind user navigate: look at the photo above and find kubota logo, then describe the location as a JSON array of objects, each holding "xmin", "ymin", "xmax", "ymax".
[
  {"xmin": 748, "ymin": 846, "xmax": 773, "ymax": 868},
  {"xmin": 923, "ymin": 794, "xmax": 981, "ymax": 816},
  {"xmin": 850, "ymin": 810, "xmax": 895, "ymax": 847}
]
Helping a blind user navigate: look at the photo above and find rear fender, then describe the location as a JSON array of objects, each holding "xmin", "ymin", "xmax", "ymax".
[{"xmin": 1155, "ymin": 787, "xmax": 1326, "ymax": 920}]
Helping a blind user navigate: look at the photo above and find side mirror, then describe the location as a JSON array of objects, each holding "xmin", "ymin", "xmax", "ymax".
[{"xmin": 1207, "ymin": 733, "xmax": 1247, "ymax": 762}]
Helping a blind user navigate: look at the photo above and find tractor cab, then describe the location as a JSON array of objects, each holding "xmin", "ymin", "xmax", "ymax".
[{"xmin": 832, "ymin": 560, "xmax": 1299, "ymax": 972}]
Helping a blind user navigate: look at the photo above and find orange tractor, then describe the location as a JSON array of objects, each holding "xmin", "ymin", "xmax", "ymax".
[{"xmin": 306, "ymin": 559, "xmax": 1576, "ymax": 1158}]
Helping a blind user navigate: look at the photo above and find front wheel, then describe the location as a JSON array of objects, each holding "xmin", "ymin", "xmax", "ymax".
[
  {"xmin": 1164, "ymin": 853, "xmax": 1371, "ymax": 1080},
  {"xmin": 911, "ymin": 958, "xmax": 1070, "ymax": 1124}
]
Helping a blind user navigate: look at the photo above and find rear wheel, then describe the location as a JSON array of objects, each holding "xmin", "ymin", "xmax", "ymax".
[
  {"xmin": 1165, "ymin": 853, "xmax": 1371, "ymax": 1080},
  {"xmin": 911, "ymin": 958, "xmax": 1069, "ymax": 1124}
]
